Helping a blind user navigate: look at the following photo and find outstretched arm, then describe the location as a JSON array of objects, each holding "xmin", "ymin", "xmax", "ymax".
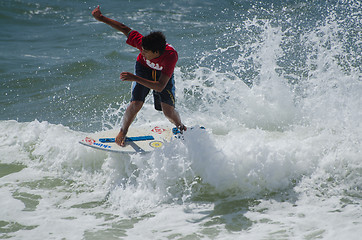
[{"xmin": 92, "ymin": 5, "xmax": 132, "ymax": 36}]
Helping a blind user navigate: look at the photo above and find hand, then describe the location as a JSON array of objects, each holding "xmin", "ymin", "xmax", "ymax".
[
  {"xmin": 120, "ymin": 72, "xmax": 136, "ymax": 81},
  {"xmin": 92, "ymin": 5, "xmax": 103, "ymax": 21}
]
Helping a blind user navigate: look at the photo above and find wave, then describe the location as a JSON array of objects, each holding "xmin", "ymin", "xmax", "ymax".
[
  {"xmin": 1, "ymin": 115, "xmax": 360, "ymax": 215},
  {"xmin": 1, "ymin": 0, "xmax": 360, "ymax": 215}
]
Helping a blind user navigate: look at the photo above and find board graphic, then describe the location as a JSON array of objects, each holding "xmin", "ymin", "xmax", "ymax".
[{"xmin": 79, "ymin": 126, "xmax": 178, "ymax": 153}]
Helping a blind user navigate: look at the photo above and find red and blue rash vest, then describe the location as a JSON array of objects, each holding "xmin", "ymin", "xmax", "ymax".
[{"xmin": 126, "ymin": 30, "xmax": 178, "ymax": 78}]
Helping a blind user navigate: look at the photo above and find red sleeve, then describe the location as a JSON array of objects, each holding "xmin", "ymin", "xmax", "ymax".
[
  {"xmin": 162, "ymin": 51, "xmax": 178, "ymax": 77},
  {"xmin": 126, "ymin": 31, "xmax": 143, "ymax": 50}
]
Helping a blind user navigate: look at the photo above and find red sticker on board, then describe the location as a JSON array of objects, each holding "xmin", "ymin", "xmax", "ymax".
[
  {"xmin": 84, "ymin": 137, "xmax": 96, "ymax": 145},
  {"xmin": 151, "ymin": 126, "xmax": 166, "ymax": 134}
]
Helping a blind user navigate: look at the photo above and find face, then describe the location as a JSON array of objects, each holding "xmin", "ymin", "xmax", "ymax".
[{"xmin": 141, "ymin": 47, "xmax": 160, "ymax": 60}]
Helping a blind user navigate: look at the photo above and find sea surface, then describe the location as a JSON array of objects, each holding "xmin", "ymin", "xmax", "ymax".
[{"xmin": 0, "ymin": 0, "xmax": 361, "ymax": 239}]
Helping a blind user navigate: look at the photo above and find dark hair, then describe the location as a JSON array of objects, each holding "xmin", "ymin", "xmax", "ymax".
[{"xmin": 142, "ymin": 31, "xmax": 166, "ymax": 55}]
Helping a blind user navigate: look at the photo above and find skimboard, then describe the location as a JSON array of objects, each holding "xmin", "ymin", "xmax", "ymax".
[{"xmin": 79, "ymin": 125, "xmax": 190, "ymax": 153}]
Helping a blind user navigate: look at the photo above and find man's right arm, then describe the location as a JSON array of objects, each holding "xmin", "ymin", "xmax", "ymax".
[{"xmin": 92, "ymin": 6, "xmax": 132, "ymax": 36}]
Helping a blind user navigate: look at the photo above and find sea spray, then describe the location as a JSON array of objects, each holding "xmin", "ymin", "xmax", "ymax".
[{"xmin": 1, "ymin": 0, "xmax": 361, "ymax": 239}]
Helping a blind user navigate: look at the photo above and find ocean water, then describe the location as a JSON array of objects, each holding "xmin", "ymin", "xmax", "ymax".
[{"xmin": 1, "ymin": 0, "xmax": 361, "ymax": 239}]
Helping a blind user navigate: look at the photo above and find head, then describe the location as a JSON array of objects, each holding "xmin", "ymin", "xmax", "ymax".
[{"xmin": 141, "ymin": 31, "xmax": 166, "ymax": 60}]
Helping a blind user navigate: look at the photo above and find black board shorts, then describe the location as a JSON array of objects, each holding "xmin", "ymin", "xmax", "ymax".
[{"xmin": 131, "ymin": 61, "xmax": 176, "ymax": 111}]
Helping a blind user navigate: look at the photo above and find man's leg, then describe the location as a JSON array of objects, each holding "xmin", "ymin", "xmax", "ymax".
[
  {"xmin": 115, "ymin": 101, "xmax": 143, "ymax": 146},
  {"xmin": 161, "ymin": 103, "xmax": 187, "ymax": 131}
]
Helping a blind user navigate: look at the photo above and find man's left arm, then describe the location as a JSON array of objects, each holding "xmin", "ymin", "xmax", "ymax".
[{"xmin": 120, "ymin": 72, "xmax": 170, "ymax": 92}]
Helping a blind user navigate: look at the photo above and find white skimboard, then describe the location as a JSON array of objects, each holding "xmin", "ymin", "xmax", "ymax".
[{"xmin": 79, "ymin": 125, "xmax": 188, "ymax": 153}]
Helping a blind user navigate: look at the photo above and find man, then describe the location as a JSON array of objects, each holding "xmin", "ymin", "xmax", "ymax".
[{"xmin": 92, "ymin": 6, "xmax": 186, "ymax": 146}]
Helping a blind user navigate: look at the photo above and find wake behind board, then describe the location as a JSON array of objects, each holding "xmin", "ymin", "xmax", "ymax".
[{"xmin": 79, "ymin": 126, "xmax": 181, "ymax": 153}]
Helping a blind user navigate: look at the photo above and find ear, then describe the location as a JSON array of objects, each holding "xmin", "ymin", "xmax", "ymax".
[{"xmin": 152, "ymin": 50, "xmax": 161, "ymax": 58}]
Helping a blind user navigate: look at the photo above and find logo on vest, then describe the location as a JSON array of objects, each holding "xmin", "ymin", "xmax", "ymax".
[{"xmin": 145, "ymin": 59, "xmax": 163, "ymax": 71}]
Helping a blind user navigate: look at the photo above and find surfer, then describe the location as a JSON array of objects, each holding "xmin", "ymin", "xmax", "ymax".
[{"xmin": 92, "ymin": 6, "xmax": 186, "ymax": 146}]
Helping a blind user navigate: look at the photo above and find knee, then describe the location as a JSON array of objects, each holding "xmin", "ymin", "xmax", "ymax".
[
  {"xmin": 161, "ymin": 103, "xmax": 173, "ymax": 116},
  {"xmin": 130, "ymin": 101, "xmax": 143, "ymax": 112},
  {"xmin": 162, "ymin": 104, "xmax": 179, "ymax": 120}
]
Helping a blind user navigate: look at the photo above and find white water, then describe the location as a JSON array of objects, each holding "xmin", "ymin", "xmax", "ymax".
[{"xmin": 1, "ymin": 11, "xmax": 361, "ymax": 240}]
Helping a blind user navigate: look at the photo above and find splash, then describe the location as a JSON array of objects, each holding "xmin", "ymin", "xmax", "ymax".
[
  {"xmin": 3, "ymin": 1, "xmax": 360, "ymax": 217},
  {"xmin": 97, "ymin": 5, "xmax": 362, "ymax": 213}
]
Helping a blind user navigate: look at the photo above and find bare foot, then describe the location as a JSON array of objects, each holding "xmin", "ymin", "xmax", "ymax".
[
  {"xmin": 179, "ymin": 124, "xmax": 187, "ymax": 133},
  {"xmin": 115, "ymin": 128, "xmax": 127, "ymax": 146}
]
